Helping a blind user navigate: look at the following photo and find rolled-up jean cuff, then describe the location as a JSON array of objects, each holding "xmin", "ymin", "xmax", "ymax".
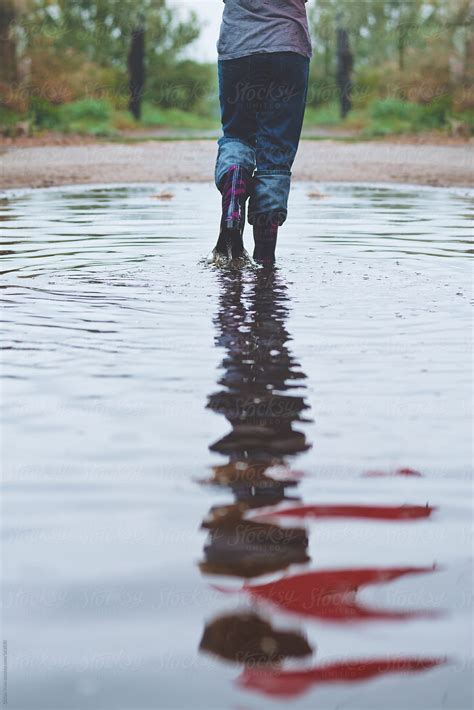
[
  {"xmin": 248, "ymin": 172, "xmax": 291, "ymax": 224},
  {"xmin": 215, "ymin": 137, "xmax": 256, "ymax": 190}
]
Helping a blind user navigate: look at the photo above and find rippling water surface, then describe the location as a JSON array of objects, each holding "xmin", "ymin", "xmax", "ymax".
[{"xmin": 1, "ymin": 183, "xmax": 472, "ymax": 709}]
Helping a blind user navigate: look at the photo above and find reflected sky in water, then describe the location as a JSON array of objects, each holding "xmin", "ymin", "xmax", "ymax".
[{"xmin": 1, "ymin": 183, "xmax": 472, "ymax": 708}]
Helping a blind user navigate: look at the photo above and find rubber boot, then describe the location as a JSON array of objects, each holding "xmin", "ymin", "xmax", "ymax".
[
  {"xmin": 214, "ymin": 165, "xmax": 250, "ymax": 260},
  {"xmin": 252, "ymin": 214, "xmax": 279, "ymax": 265}
]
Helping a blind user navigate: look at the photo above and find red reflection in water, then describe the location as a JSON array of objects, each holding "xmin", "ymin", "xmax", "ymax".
[
  {"xmin": 364, "ymin": 467, "xmax": 423, "ymax": 477},
  {"xmin": 244, "ymin": 566, "xmax": 438, "ymax": 622},
  {"xmin": 253, "ymin": 503, "xmax": 434, "ymax": 521},
  {"xmin": 237, "ymin": 657, "xmax": 444, "ymax": 698}
]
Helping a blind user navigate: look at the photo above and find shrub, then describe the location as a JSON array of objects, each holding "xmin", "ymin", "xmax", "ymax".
[
  {"xmin": 58, "ymin": 98, "xmax": 112, "ymax": 123},
  {"xmin": 368, "ymin": 97, "xmax": 453, "ymax": 134},
  {"xmin": 55, "ymin": 99, "xmax": 114, "ymax": 134},
  {"xmin": 145, "ymin": 59, "xmax": 216, "ymax": 114},
  {"xmin": 28, "ymin": 97, "xmax": 62, "ymax": 129},
  {"xmin": 27, "ymin": 98, "xmax": 115, "ymax": 134},
  {"xmin": 27, "ymin": 39, "xmax": 125, "ymax": 106},
  {"xmin": 371, "ymin": 98, "xmax": 419, "ymax": 122}
]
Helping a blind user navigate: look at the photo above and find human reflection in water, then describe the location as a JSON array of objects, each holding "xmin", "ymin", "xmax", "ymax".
[
  {"xmin": 198, "ymin": 267, "xmax": 443, "ymax": 696},
  {"xmin": 199, "ymin": 267, "xmax": 314, "ymax": 662},
  {"xmin": 200, "ymin": 268, "xmax": 312, "ymax": 580}
]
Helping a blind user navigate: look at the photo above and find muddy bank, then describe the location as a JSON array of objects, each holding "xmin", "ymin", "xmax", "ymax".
[{"xmin": 0, "ymin": 139, "xmax": 472, "ymax": 189}]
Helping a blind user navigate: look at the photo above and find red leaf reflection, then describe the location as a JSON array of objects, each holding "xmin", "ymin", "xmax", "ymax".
[
  {"xmin": 237, "ymin": 657, "xmax": 444, "ymax": 697},
  {"xmin": 246, "ymin": 566, "xmax": 438, "ymax": 622},
  {"xmin": 253, "ymin": 503, "xmax": 434, "ymax": 521},
  {"xmin": 364, "ymin": 467, "xmax": 423, "ymax": 478}
]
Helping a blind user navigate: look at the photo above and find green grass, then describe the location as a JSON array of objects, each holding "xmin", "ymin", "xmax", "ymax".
[
  {"xmin": 1, "ymin": 96, "xmax": 472, "ymax": 139},
  {"xmin": 0, "ymin": 99, "xmax": 218, "ymax": 137},
  {"xmin": 303, "ymin": 103, "xmax": 342, "ymax": 127},
  {"xmin": 363, "ymin": 97, "xmax": 452, "ymax": 136},
  {"xmin": 303, "ymin": 97, "xmax": 473, "ymax": 138},
  {"xmin": 138, "ymin": 103, "xmax": 218, "ymax": 130},
  {"xmin": 0, "ymin": 106, "xmax": 25, "ymax": 130}
]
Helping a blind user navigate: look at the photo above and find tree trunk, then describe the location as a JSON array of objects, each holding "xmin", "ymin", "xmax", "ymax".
[
  {"xmin": 398, "ymin": 23, "xmax": 406, "ymax": 72},
  {"xmin": 128, "ymin": 24, "xmax": 145, "ymax": 121},
  {"xmin": 0, "ymin": 0, "xmax": 17, "ymax": 83},
  {"xmin": 336, "ymin": 27, "xmax": 353, "ymax": 119},
  {"xmin": 464, "ymin": 2, "xmax": 474, "ymax": 82}
]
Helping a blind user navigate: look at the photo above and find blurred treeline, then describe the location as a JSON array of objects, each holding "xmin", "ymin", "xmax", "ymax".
[
  {"xmin": 0, "ymin": 0, "xmax": 217, "ymax": 135},
  {"xmin": 307, "ymin": 0, "xmax": 474, "ymax": 135},
  {"xmin": 0, "ymin": 0, "xmax": 473, "ymax": 137}
]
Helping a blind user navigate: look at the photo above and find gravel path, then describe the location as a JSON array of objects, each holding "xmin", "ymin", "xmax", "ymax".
[{"xmin": 0, "ymin": 139, "xmax": 472, "ymax": 189}]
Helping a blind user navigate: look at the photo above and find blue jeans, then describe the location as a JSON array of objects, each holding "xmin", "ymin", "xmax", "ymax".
[{"xmin": 215, "ymin": 52, "xmax": 310, "ymax": 225}]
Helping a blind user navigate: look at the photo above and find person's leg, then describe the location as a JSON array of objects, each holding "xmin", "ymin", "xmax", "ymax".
[
  {"xmin": 214, "ymin": 58, "xmax": 257, "ymax": 259},
  {"xmin": 248, "ymin": 52, "xmax": 310, "ymax": 263},
  {"xmin": 252, "ymin": 212, "xmax": 280, "ymax": 265}
]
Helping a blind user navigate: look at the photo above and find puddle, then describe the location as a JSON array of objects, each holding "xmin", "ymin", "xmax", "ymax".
[{"xmin": 1, "ymin": 183, "xmax": 472, "ymax": 708}]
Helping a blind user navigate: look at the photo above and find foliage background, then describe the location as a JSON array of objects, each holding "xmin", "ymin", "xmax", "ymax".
[{"xmin": 0, "ymin": 0, "xmax": 472, "ymax": 137}]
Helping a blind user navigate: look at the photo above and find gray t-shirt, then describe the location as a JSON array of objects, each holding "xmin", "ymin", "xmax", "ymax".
[{"xmin": 217, "ymin": 0, "xmax": 312, "ymax": 61}]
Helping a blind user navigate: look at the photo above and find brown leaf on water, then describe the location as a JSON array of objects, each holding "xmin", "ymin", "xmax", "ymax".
[
  {"xmin": 150, "ymin": 191, "xmax": 174, "ymax": 200},
  {"xmin": 307, "ymin": 189, "xmax": 327, "ymax": 199}
]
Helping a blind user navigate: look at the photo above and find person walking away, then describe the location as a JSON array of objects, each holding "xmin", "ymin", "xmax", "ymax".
[{"xmin": 213, "ymin": 0, "xmax": 312, "ymax": 265}]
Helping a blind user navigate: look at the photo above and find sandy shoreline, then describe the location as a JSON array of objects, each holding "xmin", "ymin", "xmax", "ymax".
[{"xmin": 0, "ymin": 139, "xmax": 472, "ymax": 189}]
